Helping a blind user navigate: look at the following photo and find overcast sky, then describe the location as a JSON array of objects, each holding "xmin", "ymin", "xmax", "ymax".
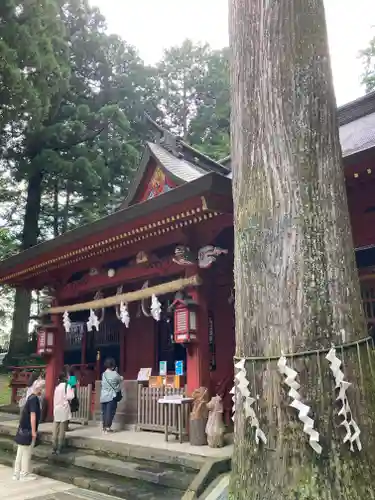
[{"xmin": 92, "ymin": 0, "xmax": 375, "ymax": 105}]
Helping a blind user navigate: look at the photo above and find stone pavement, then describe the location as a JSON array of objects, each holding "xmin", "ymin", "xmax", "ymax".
[{"xmin": 0, "ymin": 465, "xmax": 122, "ymax": 500}]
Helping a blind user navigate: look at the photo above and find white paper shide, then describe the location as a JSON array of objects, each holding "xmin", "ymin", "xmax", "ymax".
[
  {"xmin": 278, "ymin": 355, "xmax": 322, "ymax": 454},
  {"xmin": 62, "ymin": 311, "xmax": 71, "ymax": 333},
  {"xmin": 230, "ymin": 358, "xmax": 267, "ymax": 446},
  {"xmin": 119, "ymin": 301, "xmax": 130, "ymax": 328},
  {"xmin": 150, "ymin": 294, "xmax": 162, "ymax": 321},
  {"xmin": 326, "ymin": 346, "xmax": 362, "ymax": 452},
  {"xmin": 87, "ymin": 309, "xmax": 100, "ymax": 332}
]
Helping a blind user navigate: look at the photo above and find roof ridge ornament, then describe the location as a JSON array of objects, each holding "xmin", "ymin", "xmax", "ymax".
[{"xmin": 161, "ymin": 130, "xmax": 178, "ymax": 155}]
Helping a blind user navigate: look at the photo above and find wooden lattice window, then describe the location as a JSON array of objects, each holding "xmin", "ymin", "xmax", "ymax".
[{"xmin": 360, "ymin": 281, "xmax": 375, "ymax": 324}]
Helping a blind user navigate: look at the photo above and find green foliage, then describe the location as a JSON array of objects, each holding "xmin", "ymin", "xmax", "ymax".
[
  {"xmin": 0, "ymin": 0, "xmax": 69, "ymax": 134},
  {"xmin": 0, "ymin": 228, "xmax": 16, "ymax": 261},
  {"xmin": 157, "ymin": 39, "xmax": 230, "ymax": 159},
  {"xmin": 1, "ymin": 0, "xmax": 161, "ymax": 354},
  {"xmin": 188, "ymin": 48, "xmax": 231, "ymax": 159},
  {"xmin": 360, "ymin": 32, "xmax": 375, "ymax": 92},
  {"xmin": 157, "ymin": 39, "xmax": 211, "ymax": 138}
]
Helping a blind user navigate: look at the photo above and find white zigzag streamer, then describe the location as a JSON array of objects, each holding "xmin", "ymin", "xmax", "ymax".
[
  {"xmin": 326, "ymin": 347, "xmax": 362, "ymax": 452},
  {"xmin": 230, "ymin": 359, "xmax": 267, "ymax": 445},
  {"xmin": 119, "ymin": 302, "xmax": 130, "ymax": 328},
  {"xmin": 63, "ymin": 311, "xmax": 71, "ymax": 333},
  {"xmin": 87, "ymin": 309, "xmax": 100, "ymax": 332},
  {"xmin": 278, "ymin": 355, "xmax": 322, "ymax": 454},
  {"xmin": 150, "ymin": 295, "xmax": 162, "ymax": 322}
]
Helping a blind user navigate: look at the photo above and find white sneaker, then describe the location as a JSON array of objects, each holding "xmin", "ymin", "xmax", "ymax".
[
  {"xmin": 20, "ymin": 473, "xmax": 38, "ymax": 482},
  {"xmin": 12, "ymin": 472, "xmax": 19, "ymax": 481}
]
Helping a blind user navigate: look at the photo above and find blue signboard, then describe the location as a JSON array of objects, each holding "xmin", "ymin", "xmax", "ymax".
[{"xmin": 175, "ymin": 360, "xmax": 184, "ymax": 376}]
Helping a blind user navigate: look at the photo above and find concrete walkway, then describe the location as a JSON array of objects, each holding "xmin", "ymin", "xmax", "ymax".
[{"xmin": 0, "ymin": 465, "xmax": 122, "ymax": 499}]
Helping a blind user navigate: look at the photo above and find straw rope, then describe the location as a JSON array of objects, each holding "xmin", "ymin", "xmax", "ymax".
[
  {"xmin": 233, "ymin": 336, "xmax": 374, "ymax": 362},
  {"xmin": 45, "ymin": 275, "xmax": 201, "ymax": 315}
]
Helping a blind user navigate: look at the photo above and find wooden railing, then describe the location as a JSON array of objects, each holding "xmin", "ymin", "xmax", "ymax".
[
  {"xmin": 137, "ymin": 385, "xmax": 189, "ymax": 434},
  {"xmin": 71, "ymin": 384, "xmax": 93, "ymax": 425}
]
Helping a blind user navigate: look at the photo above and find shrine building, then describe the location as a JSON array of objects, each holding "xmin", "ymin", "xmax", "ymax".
[{"xmin": 0, "ymin": 91, "xmax": 375, "ymax": 426}]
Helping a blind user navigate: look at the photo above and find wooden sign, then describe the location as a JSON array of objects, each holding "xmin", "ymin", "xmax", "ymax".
[
  {"xmin": 137, "ymin": 367, "xmax": 152, "ymax": 381},
  {"xmin": 165, "ymin": 375, "xmax": 176, "ymax": 388},
  {"xmin": 149, "ymin": 376, "xmax": 162, "ymax": 388}
]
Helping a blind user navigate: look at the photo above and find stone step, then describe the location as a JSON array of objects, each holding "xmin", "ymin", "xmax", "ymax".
[
  {"xmin": 0, "ymin": 436, "xmax": 195, "ymax": 491},
  {"xmin": 0, "ymin": 435, "xmax": 196, "ymax": 497},
  {"xmin": 0, "ymin": 421, "xmax": 206, "ymax": 472},
  {"xmin": 0, "ymin": 464, "xmax": 125, "ymax": 500},
  {"xmin": 0, "ymin": 448, "xmax": 182, "ymax": 500},
  {"xmin": 199, "ymin": 473, "xmax": 229, "ymax": 500}
]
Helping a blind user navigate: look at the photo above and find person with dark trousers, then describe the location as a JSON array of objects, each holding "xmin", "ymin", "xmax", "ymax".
[
  {"xmin": 52, "ymin": 372, "xmax": 74, "ymax": 454},
  {"xmin": 13, "ymin": 379, "xmax": 45, "ymax": 481},
  {"xmin": 100, "ymin": 358, "xmax": 122, "ymax": 433},
  {"xmin": 65, "ymin": 366, "xmax": 79, "ymax": 431}
]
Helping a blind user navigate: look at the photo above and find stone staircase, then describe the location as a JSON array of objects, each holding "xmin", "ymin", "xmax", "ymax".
[
  {"xmin": 0, "ymin": 434, "xmax": 197, "ymax": 499},
  {"xmin": 0, "ymin": 417, "xmax": 233, "ymax": 500},
  {"xmin": 0, "ymin": 433, "xmax": 202, "ymax": 499}
]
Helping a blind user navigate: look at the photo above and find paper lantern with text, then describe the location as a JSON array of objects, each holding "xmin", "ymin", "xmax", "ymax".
[
  {"xmin": 37, "ymin": 328, "xmax": 55, "ymax": 356},
  {"xmin": 170, "ymin": 298, "xmax": 198, "ymax": 343}
]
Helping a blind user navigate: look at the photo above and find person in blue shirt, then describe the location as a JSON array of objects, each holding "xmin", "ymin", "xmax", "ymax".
[{"xmin": 100, "ymin": 358, "xmax": 122, "ymax": 433}]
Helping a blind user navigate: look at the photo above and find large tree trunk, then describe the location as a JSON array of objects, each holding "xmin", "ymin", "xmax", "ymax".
[
  {"xmin": 53, "ymin": 178, "xmax": 59, "ymax": 238},
  {"xmin": 61, "ymin": 184, "xmax": 71, "ymax": 234},
  {"xmin": 229, "ymin": 1, "xmax": 374, "ymax": 499},
  {"xmin": 9, "ymin": 171, "xmax": 43, "ymax": 357}
]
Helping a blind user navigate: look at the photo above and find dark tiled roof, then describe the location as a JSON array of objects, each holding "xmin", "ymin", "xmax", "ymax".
[
  {"xmin": 339, "ymin": 111, "xmax": 375, "ymax": 157},
  {"xmin": 337, "ymin": 91, "xmax": 375, "ymax": 126},
  {"xmin": 147, "ymin": 142, "xmax": 206, "ymax": 182},
  {"xmin": 145, "ymin": 114, "xmax": 230, "ymax": 176}
]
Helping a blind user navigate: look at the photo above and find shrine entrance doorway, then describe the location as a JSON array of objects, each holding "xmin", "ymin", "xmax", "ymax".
[{"xmin": 156, "ymin": 296, "xmax": 186, "ymax": 375}]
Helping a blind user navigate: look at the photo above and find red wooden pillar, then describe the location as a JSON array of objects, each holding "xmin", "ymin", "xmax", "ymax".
[
  {"xmin": 119, "ymin": 327, "xmax": 125, "ymax": 376},
  {"xmin": 81, "ymin": 328, "xmax": 86, "ymax": 366},
  {"xmin": 45, "ymin": 312, "xmax": 64, "ymax": 420},
  {"xmin": 95, "ymin": 350, "xmax": 101, "ymax": 380},
  {"xmin": 185, "ymin": 283, "xmax": 210, "ymax": 395}
]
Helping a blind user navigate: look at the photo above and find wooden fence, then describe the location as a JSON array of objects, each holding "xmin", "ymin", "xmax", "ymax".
[
  {"xmin": 137, "ymin": 385, "xmax": 190, "ymax": 434},
  {"xmin": 71, "ymin": 384, "xmax": 92, "ymax": 425}
]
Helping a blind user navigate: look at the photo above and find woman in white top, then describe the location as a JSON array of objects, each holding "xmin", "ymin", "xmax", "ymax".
[{"xmin": 52, "ymin": 372, "xmax": 74, "ymax": 454}]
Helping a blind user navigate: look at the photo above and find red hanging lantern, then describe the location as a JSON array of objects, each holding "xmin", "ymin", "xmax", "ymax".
[{"xmin": 170, "ymin": 298, "xmax": 198, "ymax": 343}]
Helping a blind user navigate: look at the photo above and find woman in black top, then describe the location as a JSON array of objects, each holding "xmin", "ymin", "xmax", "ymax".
[{"xmin": 13, "ymin": 379, "xmax": 45, "ymax": 481}]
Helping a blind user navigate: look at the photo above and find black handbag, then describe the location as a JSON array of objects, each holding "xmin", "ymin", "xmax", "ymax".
[
  {"xmin": 66, "ymin": 384, "xmax": 80, "ymax": 413},
  {"xmin": 15, "ymin": 399, "xmax": 40, "ymax": 447},
  {"xmin": 104, "ymin": 374, "xmax": 122, "ymax": 403},
  {"xmin": 15, "ymin": 427, "xmax": 32, "ymax": 446}
]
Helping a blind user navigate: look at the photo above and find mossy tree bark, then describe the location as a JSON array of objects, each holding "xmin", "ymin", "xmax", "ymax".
[{"xmin": 229, "ymin": 1, "xmax": 375, "ymax": 499}]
